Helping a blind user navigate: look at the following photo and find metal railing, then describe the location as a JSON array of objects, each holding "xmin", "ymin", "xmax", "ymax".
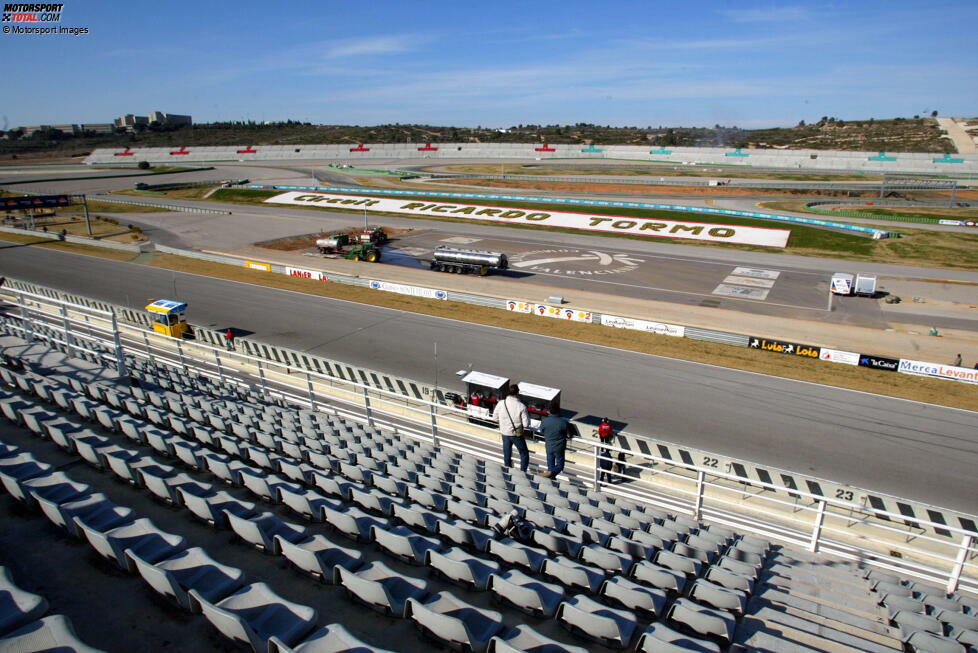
[{"xmin": 1, "ymin": 286, "xmax": 975, "ymax": 595}]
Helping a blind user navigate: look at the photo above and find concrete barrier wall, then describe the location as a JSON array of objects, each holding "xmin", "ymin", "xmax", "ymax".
[{"xmin": 84, "ymin": 143, "xmax": 978, "ymax": 175}]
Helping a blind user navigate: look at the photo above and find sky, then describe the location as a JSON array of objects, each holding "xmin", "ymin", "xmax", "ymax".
[{"xmin": 2, "ymin": 0, "xmax": 976, "ymax": 129}]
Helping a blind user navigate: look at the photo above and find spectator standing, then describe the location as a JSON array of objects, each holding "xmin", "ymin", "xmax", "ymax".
[
  {"xmin": 952, "ymin": 353, "xmax": 962, "ymax": 367},
  {"xmin": 224, "ymin": 328, "xmax": 236, "ymax": 351},
  {"xmin": 495, "ymin": 385, "xmax": 530, "ymax": 472},
  {"xmin": 539, "ymin": 412, "xmax": 570, "ymax": 478},
  {"xmin": 597, "ymin": 417, "xmax": 615, "ymax": 484}
]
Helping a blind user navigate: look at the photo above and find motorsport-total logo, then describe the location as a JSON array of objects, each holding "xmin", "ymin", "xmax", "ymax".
[
  {"xmin": 2, "ymin": 3, "xmax": 63, "ymax": 21},
  {"xmin": 507, "ymin": 248, "xmax": 642, "ymax": 276}
]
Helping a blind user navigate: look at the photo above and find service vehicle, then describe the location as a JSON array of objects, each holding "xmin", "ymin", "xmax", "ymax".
[
  {"xmin": 430, "ymin": 247, "xmax": 508, "ymax": 276},
  {"xmin": 830, "ymin": 272, "xmax": 854, "ymax": 295},
  {"xmin": 854, "ymin": 274, "xmax": 877, "ymax": 297},
  {"xmin": 145, "ymin": 299, "xmax": 191, "ymax": 338},
  {"xmin": 314, "ymin": 233, "xmax": 381, "ymax": 262},
  {"xmin": 451, "ymin": 370, "xmax": 561, "ymax": 430}
]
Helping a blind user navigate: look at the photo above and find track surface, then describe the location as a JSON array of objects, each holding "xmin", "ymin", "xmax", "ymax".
[{"xmin": 1, "ymin": 242, "xmax": 976, "ymax": 513}]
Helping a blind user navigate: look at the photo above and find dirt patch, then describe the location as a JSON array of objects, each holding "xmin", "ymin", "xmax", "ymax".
[{"xmin": 435, "ymin": 164, "xmax": 880, "ymax": 182}]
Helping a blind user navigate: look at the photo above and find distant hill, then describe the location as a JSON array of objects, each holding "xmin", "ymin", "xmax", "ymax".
[{"xmin": 0, "ymin": 117, "xmax": 956, "ymax": 160}]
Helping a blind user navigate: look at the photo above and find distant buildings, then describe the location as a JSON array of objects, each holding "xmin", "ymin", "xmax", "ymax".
[{"xmin": 13, "ymin": 110, "xmax": 192, "ymax": 137}]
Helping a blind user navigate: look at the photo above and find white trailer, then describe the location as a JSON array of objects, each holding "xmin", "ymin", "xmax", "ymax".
[
  {"xmin": 854, "ymin": 274, "xmax": 877, "ymax": 297},
  {"xmin": 831, "ymin": 273, "xmax": 854, "ymax": 295}
]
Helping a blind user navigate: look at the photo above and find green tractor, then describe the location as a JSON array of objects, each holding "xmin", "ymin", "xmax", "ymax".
[{"xmin": 315, "ymin": 233, "xmax": 381, "ymax": 262}]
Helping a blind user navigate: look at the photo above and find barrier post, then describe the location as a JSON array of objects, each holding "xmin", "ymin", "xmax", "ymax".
[
  {"xmin": 429, "ymin": 404, "xmax": 439, "ymax": 447},
  {"xmin": 176, "ymin": 339, "xmax": 187, "ymax": 375},
  {"xmin": 946, "ymin": 534, "xmax": 973, "ymax": 594},
  {"xmin": 142, "ymin": 331, "xmax": 151, "ymax": 359},
  {"xmin": 257, "ymin": 360, "xmax": 267, "ymax": 395},
  {"xmin": 16, "ymin": 293, "xmax": 34, "ymax": 341},
  {"xmin": 110, "ymin": 312, "xmax": 127, "ymax": 378},
  {"xmin": 809, "ymin": 500, "xmax": 827, "ymax": 553},
  {"xmin": 593, "ymin": 445, "xmax": 601, "ymax": 490},
  {"xmin": 693, "ymin": 470, "xmax": 705, "ymax": 520},
  {"xmin": 363, "ymin": 386, "xmax": 374, "ymax": 427},
  {"xmin": 59, "ymin": 304, "xmax": 73, "ymax": 356},
  {"xmin": 306, "ymin": 372, "xmax": 316, "ymax": 410},
  {"xmin": 215, "ymin": 350, "xmax": 224, "ymax": 385}
]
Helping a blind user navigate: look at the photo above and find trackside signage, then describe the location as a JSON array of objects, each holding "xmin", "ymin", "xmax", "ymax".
[
  {"xmin": 898, "ymin": 359, "xmax": 978, "ymax": 384},
  {"xmin": 819, "ymin": 348, "xmax": 859, "ymax": 365},
  {"xmin": 601, "ymin": 314, "xmax": 684, "ymax": 337},
  {"xmin": 264, "ymin": 192, "xmax": 791, "ymax": 248},
  {"xmin": 858, "ymin": 354, "xmax": 899, "ymax": 372},
  {"xmin": 749, "ymin": 337, "xmax": 820, "ymax": 358},
  {"xmin": 285, "ymin": 266, "xmax": 327, "ymax": 281}
]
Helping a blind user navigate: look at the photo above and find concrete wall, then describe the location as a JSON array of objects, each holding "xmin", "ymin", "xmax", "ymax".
[{"xmin": 84, "ymin": 143, "xmax": 978, "ymax": 174}]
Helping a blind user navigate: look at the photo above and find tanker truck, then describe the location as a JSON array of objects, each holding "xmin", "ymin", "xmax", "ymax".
[{"xmin": 430, "ymin": 246, "xmax": 508, "ymax": 276}]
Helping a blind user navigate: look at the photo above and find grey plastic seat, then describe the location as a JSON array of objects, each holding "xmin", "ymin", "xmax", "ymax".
[
  {"xmin": 925, "ymin": 595, "xmax": 967, "ymax": 615},
  {"xmin": 672, "ymin": 542, "xmax": 716, "ymax": 565},
  {"xmin": 937, "ymin": 609, "xmax": 978, "ymax": 636},
  {"xmin": 446, "ymin": 499, "xmax": 493, "ymax": 527},
  {"xmin": 0, "ymin": 614, "xmax": 106, "ymax": 653},
  {"xmin": 555, "ymin": 594, "xmax": 638, "ymax": 649},
  {"xmin": 884, "ymin": 595, "xmax": 926, "ymax": 618},
  {"xmin": 723, "ymin": 546, "xmax": 763, "ymax": 568},
  {"xmin": 717, "ymin": 555, "xmax": 759, "ymax": 579},
  {"xmin": 903, "ymin": 630, "xmax": 966, "ymax": 653},
  {"xmin": 171, "ymin": 439, "xmax": 206, "ymax": 469},
  {"xmin": 226, "ymin": 510, "xmax": 306, "ymax": 554},
  {"xmin": 35, "ymin": 493, "xmax": 132, "ymax": 538},
  {"xmin": 190, "ymin": 582, "xmax": 317, "ymax": 653},
  {"xmin": 635, "ymin": 622, "xmax": 720, "ymax": 653},
  {"xmin": 128, "ymin": 547, "xmax": 246, "ymax": 612},
  {"xmin": 580, "ymin": 544, "xmax": 633, "ymax": 576},
  {"xmin": 607, "ymin": 536, "xmax": 656, "ymax": 561},
  {"xmin": 488, "ymin": 569, "xmax": 565, "ymax": 618},
  {"xmin": 893, "ymin": 610, "xmax": 944, "ymax": 637},
  {"xmin": 74, "ymin": 516, "xmax": 188, "ymax": 571},
  {"xmin": 178, "ymin": 487, "xmax": 256, "ymax": 528},
  {"xmin": 541, "ymin": 557, "xmax": 606, "ymax": 594},
  {"xmin": 407, "ymin": 485, "xmax": 449, "ymax": 511},
  {"xmin": 311, "ymin": 471, "xmax": 365, "ymax": 502},
  {"xmin": 666, "ymin": 598, "xmax": 736, "ymax": 644},
  {"xmin": 241, "ymin": 469, "xmax": 301, "ymax": 503},
  {"xmin": 279, "ymin": 487, "xmax": 341, "ymax": 522},
  {"xmin": 688, "ymin": 579, "xmax": 747, "ymax": 615},
  {"xmin": 392, "ymin": 503, "xmax": 443, "ymax": 534},
  {"xmin": 372, "ymin": 525, "xmax": 441, "ymax": 565},
  {"xmin": 0, "ymin": 567, "xmax": 49, "ymax": 637},
  {"xmin": 704, "ymin": 565, "xmax": 755, "ymax": 594},
  {"xmin": 277, "ymin": 534, "xmax": 363, "ymax": 583},
  {"xmin": 102, "ymin": 448, "xmax": 153, "ymax": 486},
  {"xmin": 321, "ymin": 505, "xmax": 389, "ymax": 543},
  {"xmin": 427, "ymin": 547, "xmax": 500, "ymax": 591},
  {"xmin": 437, "ymin": 519, "xmax": 495, "ymax": 553},
  {"xmin": 487, "ymin": 624, "xmax": 588, "ymax": 653},
  {"xmin": 532, "ymin": 530, "xmax": 583, "ymax": 559},
  {"xmin": 336, "ymin": 561, "xmax": 428, "ymax": 618},
  {"xmin": 203, "ymin": 453, "xmax": 250, "ymax": 486},
  {"xmin": 268, "ymin": 622, "xmax": 395, "ymax": 653},
  {"xmin": 0, "ymin": 453, "xmax": 52, "ymax": 496},
  {"xmin": 350, "ymin": 486, "xmax": 403, "ymax": 517},
  {"xmin": 488, "ymin": 538, "xmax": 549, "ymax": 573},
  {"xmin": 654, "ymin": 549, "xmax": 703, "ymax": 579},
  {"xmin": 600, "ymin": 576, "xmax": 667, "ymax": 620},
  {"xmin": 138, "ymin": 465, "xmax": 203, "ymax": 505},
  {"xmin": 565, "ymin": 522, "xmax": 608, "ymax": 546},
  {"xmin": 406, "ymin": 592, "xmax": 504, "ymax": 653},
  {"xmin": 14, "ymin": 471, "xmax": 88, "ymax": 507}
]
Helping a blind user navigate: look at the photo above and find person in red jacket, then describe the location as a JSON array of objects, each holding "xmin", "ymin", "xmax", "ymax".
[{"xmin": 597, "ymin": 418, "xmax": 615, "ymax": 484}]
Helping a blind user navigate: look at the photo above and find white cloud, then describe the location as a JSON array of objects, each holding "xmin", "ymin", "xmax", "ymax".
[{"xmin": 321, "ymin": 35, "xmax": 416, "ymax": 59}]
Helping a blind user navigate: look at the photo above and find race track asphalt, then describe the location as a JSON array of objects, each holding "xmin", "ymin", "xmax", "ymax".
[{"xmin": 1, "ymin": 241, "xmax": 976, "ymax": 514}]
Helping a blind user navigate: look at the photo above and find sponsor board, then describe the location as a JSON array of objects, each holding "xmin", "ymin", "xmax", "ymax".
[
  {"xmin": 285, "ymin": 266, "xmax": 328, "ymax": 281},
  {"xmin": 898, "ymin": 359, "xmax": 978, "ymax": 384},
  {"xmin": 819, "ymin": 348, "xmax": 860, "ymax": 365},
  {"xmin": 368, "ymin": 280, "xmax": 447, "ymax": 300},
  {"xmin": 245, "ymin": 260, "xmax": 271, "ymax": 272},
  {"xmin": 858, "ymin": 354, "xmax": 899, "ymax": 372},
  {"xmin": 939, "ymin": 220, "xmax": 965, "ymax": 226},
  {"xmin": 506, "ymin": 300, "xmax": 533, "ymax": 313},
  {"xmin": 534, "ymin": 304, "xmax": 592, "ymax": 322},
  {"xmin": 600, "ymin": 315, "xmax": 685, "ymax": 337},
  {"xmin": 264, "ymin": 192, "xmax": 791, "ymax": 248},
  {"xmin": 749, "ymin": 337, "xmax": 820, "ymax": 358}
]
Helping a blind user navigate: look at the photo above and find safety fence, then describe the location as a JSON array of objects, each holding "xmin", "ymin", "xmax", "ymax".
[
  {"xmin": 804, "ymin": 201, "xmax": 977, "ymax": 226},
  {"xmin": 0, "ymin": 224, "xmax": 143, "ymax": 253},
  {"xmin": 0, "ymin": 166, "xmax": 214, "ymax": 186},
  {"xmin": 1, "ymin": 284, "xmax": 975, "ymax": 596},
  {"xmin": 250, "ymin": 184, "xmax": 897, "ymax": 238},
  {"xmin": 90, "ymin": 197, "xmax": 232, "ymax": 214}
]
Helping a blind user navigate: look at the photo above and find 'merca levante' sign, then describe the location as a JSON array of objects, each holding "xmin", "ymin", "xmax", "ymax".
[{"xmin": 264, "ymin": 192, "xmax": 791, "ymax": 248}]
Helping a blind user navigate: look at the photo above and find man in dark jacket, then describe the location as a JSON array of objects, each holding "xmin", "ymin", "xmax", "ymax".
[{"xmin": 540, "ymin": 412, "xmax": 570, "ymax": 478}]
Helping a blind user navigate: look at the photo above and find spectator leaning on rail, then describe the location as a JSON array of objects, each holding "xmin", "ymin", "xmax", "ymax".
[
  {"xmin": 495, "ymin": 384, "xmax": 530, "ymax": 472},
  {"xmin": 539, "ymin": 411, "xmax": 570, "ymax": 479},
  {"xmin": 597, "ymin": 418, "xmax": 615, "ymax": 484}
]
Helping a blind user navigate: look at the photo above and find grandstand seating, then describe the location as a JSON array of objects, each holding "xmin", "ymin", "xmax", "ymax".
[{"xmin": 1, "ymin": 333, "xmax": 977, "ymax": 652}]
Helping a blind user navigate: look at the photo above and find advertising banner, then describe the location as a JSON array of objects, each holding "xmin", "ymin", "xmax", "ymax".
[
  {"xmin": 245, "ymin": 260, "xmax": 271, "ymax": 272},
  {"xmin": 506, "ymin": 300, "xmax": 533, "ymax": 313},
  {"xmin": 749, "ymin": 337, "xmax": 820, "ymax": 358},
  {"xmin": 1, "ymin": 194, "xmax": 71, "ymax": 210},
  {"xmin": 533, "ymin": 304, "xmax": 593, "ymax": 322},
  {"xmin": 368, "ymin": 280, "xmax": 447, "ymax": 300},
  {"xmin": 898, "ymin": 359, "xmax": 978, "ymax": 384},
  {"xmin": 600, "ymin": 314, "xmax": 685, "ymax": 337},
  {"xmin": 285, "ymin": 266, "xmax": 328, "ymax": 281},
  {"xmin": 264, "ymin": 192, "xmax": 791, "ymax": 248},
  {"xmin": 819, "ymin": 348, "xmax": 860, "ymax": 365},
  {"xmin": 858, "ymin": 354, "xmax": 900, "ymax": 372}
]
